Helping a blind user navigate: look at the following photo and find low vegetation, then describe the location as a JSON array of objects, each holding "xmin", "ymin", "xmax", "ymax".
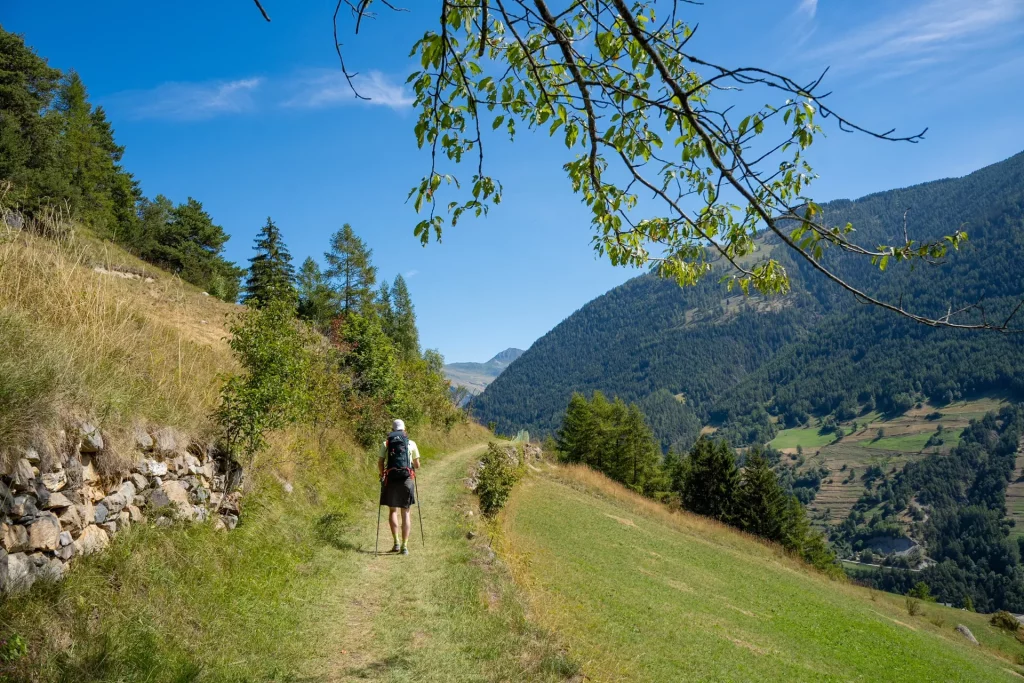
[{"xmin": 502, "ymin": 464, "xmax": 1024, "ymax": 681}]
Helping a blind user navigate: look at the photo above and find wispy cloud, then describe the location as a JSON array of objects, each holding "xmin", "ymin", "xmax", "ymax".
[
  {"xmin": 813, "ymin": 0, "xmax": 1024, "ymax": 74},
  {"xmin": 110, "ymin": 78, "xmax": 264, "ymax": 121},
  {"xmin": 404, "ymin": 269, "xmax": 419, "ymax": 279},
  {"xmin": 106, "ymin": 68, "xmax": 413, "ymax": 122},
  {"xmin": 284, "ymin": 69, "xmax": 414, "ymax": 110},
  {"xmin": 796, "ymin": 0, "xmax": 817, "ymax": 19}
]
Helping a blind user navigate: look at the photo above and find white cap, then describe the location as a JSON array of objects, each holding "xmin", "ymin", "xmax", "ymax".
[{"xmin": 392, "ymin": 419, "xmax": 406, "ymax": 432}]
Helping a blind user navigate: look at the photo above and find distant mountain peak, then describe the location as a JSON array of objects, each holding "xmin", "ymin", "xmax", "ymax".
[{"xmin": 489, "ymin": 348, "xmax": 525, "ymax": 365}]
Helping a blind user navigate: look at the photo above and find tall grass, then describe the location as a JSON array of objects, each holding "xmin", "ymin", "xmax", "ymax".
[
  {"xmin": 0, "ymin": 426, "xmax": 376, "ymax": 682},
  {"xmin": 0, "ymin": 211, "xmax": 235, "ymax": 460}
]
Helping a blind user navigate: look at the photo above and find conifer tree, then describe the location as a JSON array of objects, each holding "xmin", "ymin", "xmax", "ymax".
[
  {"xmin": 244, "ymin": 217, "xmax": 296, "ymax": 308},
  {"xmin": 390, "ymin": 274, "xmax": 419, "ymax": 358},
  {"xmin": 0, "ymin": 30, "xmax": 66, "ymax": 209},
  {"xmin": 622, "ymin": 403, "xmax": 661, "ymax": 493},
  {"xmin": 376, "ymin": 280, "xmax": 395, "ymax": 335},
  {"xmin": 736, "ymin": 449, "xmax": 787, "ymax": 542},
  {"xmin": 556, "ymin": 392, "xmax": 602, "ymax": 468},
  {"xmin": 296, "ymin": 257, "xmax": 338, "ymax": 331},
  {"xmin": 57, "ymin": 71, "xmax": 115, "ymax": 232},
  {"xmin": 680, "ymin": 438, "xmax": 739, "ymax": 523},
  {"xmin": 324, "ymin": 224, "xmax": 376, "ymax": 316}
]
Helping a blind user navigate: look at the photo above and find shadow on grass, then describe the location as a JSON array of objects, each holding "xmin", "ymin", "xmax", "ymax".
[
  {"xmin": 314, "ymin": 511, "xmax": 360, "ymax": 551},
  {"xmin": 342, "ymin": 654, "xmax": 414, "ymax": 679}
]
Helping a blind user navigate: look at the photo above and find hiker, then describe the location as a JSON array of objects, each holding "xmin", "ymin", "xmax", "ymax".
[{"xmin": 378, "ymin": 419, "xmax": 421, "ymax": 555}]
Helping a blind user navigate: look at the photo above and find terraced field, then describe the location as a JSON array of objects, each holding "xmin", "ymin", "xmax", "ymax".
[
  {"xmin": 775, "ymin": 397, "xmax": 1010, "ymax": 528},
  {"xmin": 1004, "ymin": 443, "xmax": 1024, "ymax": 539}
]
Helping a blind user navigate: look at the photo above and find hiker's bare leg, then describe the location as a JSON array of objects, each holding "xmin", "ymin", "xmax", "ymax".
[
  {"xmin": 389, "ymin": 507, "xmax": 400, "ymax": 538},
  {"xmin": 401, "ymin": 507, "xmax": 411, "ymax": 543}
]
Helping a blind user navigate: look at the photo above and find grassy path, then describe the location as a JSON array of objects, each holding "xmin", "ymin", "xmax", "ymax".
[{"xmin": 302, "ymin": 444, "xmax": 573, "ymax": 682}]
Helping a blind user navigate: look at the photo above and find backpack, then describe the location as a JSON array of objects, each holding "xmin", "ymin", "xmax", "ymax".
[{"xmin": 385, "ymin": 431, "xmax": 411, "ymax": 470}]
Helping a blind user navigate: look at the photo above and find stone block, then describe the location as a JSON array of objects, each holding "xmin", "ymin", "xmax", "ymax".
[
  {"xmin": 133, "ymin": 425, "xmax": 154, "ymax": 451},
  {"xmin": 59, "ymin": 505, "xmax": 84, "ymax": 535},
  {"xmin": 94, "ymin": 503, "xmax": 109, "ymax": 524},
  {"xmin": 11, "ymin": 458, "xmax": 35, "ymax": 491},
  {"xmin": 152, "ymin": 427, "xmax": 184, "ymax": 456},
  {"xmin": 40, "ymin": 471, "xmax": 67, "ymax": 492},
  {"xmin": 78, "ymin": 422, "xmax": 104, "ymax": 453},
  {"xmin": 0, "ymin": 551, "xmax": 33, "ymax": 592},
  {"xmin": 136, "ymin": 459, "xmax": 167, "ymax": 477},
  {"xmin": 126, "ymin": 505, "xmax": 144, "ymax": 523},
  {"xmin": 81, "ymin": 456, "xmax": 100, "ymax": 483},
  {"xmin": 58, "ymin": 531, "xmax": 72, "ymax": 547},
  {"xmin": 73, "ymin": 525, "xmax": 109, "ymax": 556},
  {"xmin": 55, "ymin": 544, "xmax": 74, "ymax": 561},
  {"xmin": 130, "ymin": 473, "xmax": 149, "ymax": 491},
  {"xmin": 11, "ymin": 495, "xmax": 38, "ymax": 521},
  {"xmin": 43, "ymin": 492, "xmax": 74, "ymax": 510},
  {"xmin": 27, "ymin": 512, "xmax": 61, "ymax": 551},
  {"xmin": 100, "ymin": 521, "xmax": 117, "ymax": 535},
  {"xmin": 1, "ymin": 523, "xmax": 29, "ymax": 553}
]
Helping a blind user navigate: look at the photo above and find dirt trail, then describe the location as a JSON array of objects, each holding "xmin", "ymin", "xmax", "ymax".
[{"xmin": 306, "ymin": 444, "xmax": 487, "ymax": 681}]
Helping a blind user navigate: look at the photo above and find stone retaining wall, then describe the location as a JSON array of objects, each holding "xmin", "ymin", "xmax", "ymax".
[{"xmin": 0, "ymin": 421, "xmax": 243, "ymax": 592}]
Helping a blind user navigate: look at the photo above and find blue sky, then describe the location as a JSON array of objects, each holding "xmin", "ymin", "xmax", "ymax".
[{"xmin": 5, "ymin": 1, "xmax": 1024, "ymax": 362}]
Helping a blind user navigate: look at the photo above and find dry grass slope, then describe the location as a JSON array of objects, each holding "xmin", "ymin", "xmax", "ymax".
[{"xmin": 0, "ymin": 219, "xmax": 236, "ymax": 467}]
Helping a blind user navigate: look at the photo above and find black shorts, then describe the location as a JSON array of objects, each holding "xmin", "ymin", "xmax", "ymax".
[{"xmin": 380, "ymin": 470, "xmax": 416, "ymax": 508}]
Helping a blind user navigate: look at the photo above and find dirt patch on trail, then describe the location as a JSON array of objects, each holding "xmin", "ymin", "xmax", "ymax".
[
  {"xmin": 604, "ymin": 513, "xmax": 637, "ymax": 527},
  {"xmin": 871, "ymin": 610, "xmax": 917, "ymax": 631},
  {"xmin": 727, "ymin": 636, "xmax": 770, "ymax": 655},
  {"xmin": 725, "ymin": 603, "xmax": 760, "ymax": 619}
]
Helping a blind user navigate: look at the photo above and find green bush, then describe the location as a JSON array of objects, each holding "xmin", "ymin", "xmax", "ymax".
[
  {"xmin": 990, "ymin": 610, "xmax": 1020, "ymax": 632},
  {"xmin": 476, "ymin": 443, "xmax": 524, "ymax": 516}
]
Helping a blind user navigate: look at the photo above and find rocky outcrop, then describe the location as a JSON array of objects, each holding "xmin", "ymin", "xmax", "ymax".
[
  {"xmin": 955, "ymin": 624, "xmax": 979, "ymax": 645},
  {"xmin": 0, "ymin": 421, "xmax": 245, "ymax": 593}
]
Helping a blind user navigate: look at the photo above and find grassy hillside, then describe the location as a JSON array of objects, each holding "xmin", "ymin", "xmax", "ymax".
[{"xmin": 501, "ymin": 464, "xmax": 1024, "ymax": 681}]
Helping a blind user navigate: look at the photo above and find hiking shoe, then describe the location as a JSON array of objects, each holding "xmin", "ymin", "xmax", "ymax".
[
  {"xmin": 401, "ymin": 546, "xmax": 409, "ymax": 555},
  {"xmin": 390, "ymin": 543, "xmax": 401, "ymax": 553}
]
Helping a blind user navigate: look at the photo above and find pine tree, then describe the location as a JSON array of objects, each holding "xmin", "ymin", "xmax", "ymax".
[
  {"xmin": 557, "ymin": 392, "xmax": 602, "ymax": 467},
  {"xmin": 244, "ymin": 217, "xmax": 296, "ymax": 308},
  {"xmin": 390, "ymin": 274, "xmax": 419, "ymax": 358},
  {"xmin": 376, "ymin": 280, "xmax": 395, "ymax": 334},
  {"xmin": 324, "ymin": 224, "xmax": 376, "ymax": 316},
  {"xmin": 0, "ymin": 29, "xmax": 67, "ymax": 210},
  {"xmin": 736, "ymin": 449, "xmax": 787, "ymax": 542},
  {"xmin": 622, "ymin": 403, "xmax": 661, "ymax": 493},
  {"xmin": 680, "ymin": 438, "xmax": 739, "ymax": 522},
  {"xmin": 296, "ymin": 257, "xmax": 338, "ymax": 330}
]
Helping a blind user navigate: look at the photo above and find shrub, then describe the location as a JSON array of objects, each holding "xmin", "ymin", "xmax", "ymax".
[
  {"xmin": 905, "ymin": 597, "xmax": 922, "ymax": 617},
  {"xmin": 990, "ymin": 610, "xmax": 1020, "ymax": 632},
  {"xmin": 476, "ymin": 443, "xmax": 524, "ymax": 516}
]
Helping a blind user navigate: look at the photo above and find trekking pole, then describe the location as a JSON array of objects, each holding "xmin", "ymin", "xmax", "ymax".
[
  {"xmin": 413, "ymin": 471, "xmax": 425, "ymax": 547},
  {"xmin": 374, "ymin": 478, "xmax": 383, "ymax": 556}
]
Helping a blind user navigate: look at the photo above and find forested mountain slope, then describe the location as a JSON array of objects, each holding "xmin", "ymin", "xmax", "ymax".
[
  {"xmin": 471, "ymin": 272, "xmax": 816, "ymax": 450},
  {"xmin": 472, "ymin": 151, "xmax": 1024, "ymax": 448}
]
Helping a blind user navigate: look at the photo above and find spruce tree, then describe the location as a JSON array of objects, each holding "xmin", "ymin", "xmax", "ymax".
[
  {"xmin": 376, "ymin": 280, "xmax": 395, "ymax": 335},
  {"xmin": 296, "ymin": 257, "xmax": 338, "ymax": 330},
  {"xmin": 681, "ymin": 438, "xmax": 739, "ymax": 522},
  {"xmin": 324, "ymin": 224, "xmax": 376, "ymax": 316},
  {"xmin": 0, "ymin": 29, "xmax": 66, "ymax": 209},
  {"xmin": 622, "ymin": 403, "xmax": 661, "ymax": 493},
  {"xmin": 557, "ymin": 392, "xmax": 602, "ymax": 467},
  {"xmin": 390, "ymin": 274, "xmax": 419, "ymax": 358},
  {"xmin": 244, "ymin": 217, "xmax": 296, "ymax": 307},
  {"xmin": 736, "ymin": 449, "xmax": 787, "ymax": 542}
]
